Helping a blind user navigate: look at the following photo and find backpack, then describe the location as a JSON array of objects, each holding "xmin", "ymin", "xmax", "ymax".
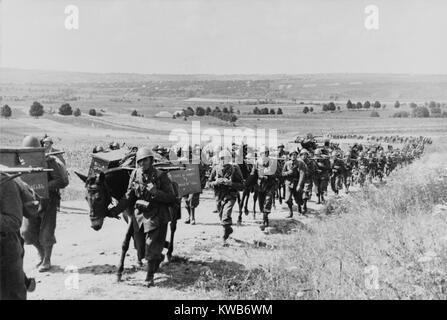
[{"xmin": 52, "ymin": 156, "xmax": 69, "ymax": 189}]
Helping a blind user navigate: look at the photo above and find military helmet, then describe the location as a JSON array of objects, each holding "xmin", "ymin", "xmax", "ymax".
[
  {"xmin": 314, "ymin": 148, "xmax": 323, "ymax": 156},
  {"xmin": 331, "ymin": 150, "xmax": 339, "ymax": 157},
  {"xmin": 300, "ymin": 149, "xmax": 310, "ymax": 155},
  {"xmin": 22, "ymin": 135, "xmax": 41, "ymax": 148},
  {"xmin": 278, "ymin": 143, "xmax": 285, "ymax": 148},
  {"xmin": 42, "ymin": 136, "xmax": 53, "ymax": 144},
  {"xmin": 289, "ymin": 149, "xmax": 298, "ymax": 156},
  {"xmin": 136, "ymin": 147, "xmax": 155, "ymax": 163}
]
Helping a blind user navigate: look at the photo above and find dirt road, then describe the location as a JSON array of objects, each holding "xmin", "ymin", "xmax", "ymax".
[{"xmin": 23, "ymin": 190, "xmax": 324, "ymax": 300}]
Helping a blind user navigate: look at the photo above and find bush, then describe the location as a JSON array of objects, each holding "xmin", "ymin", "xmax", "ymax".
[
  {"xmin": 277, "ymin": 108, "xmax": 283, "ymax": 115},
  {"xmin": 73, "ymin": 108, "xmax": 81, "ymax": 117},
  {"xmin": 346, "ymin": 100, "xmax": 353, "ymax": 109},
  {"xmin": 370, "ymin": 111, "xmax": 380, "ymax": 117},
  {"xmin": 29, "ymin": 101, "xmax": 44, "ymax": 117},
  {"xmin": 412, "ymin": 106, "xmax": 430, "ymax": 118},
  {"xmin": 309, "ymin": 107, "xmax": 314, "ymax": 112},
  {"xmin": 393, "ymin": 111, "xmax": 409, "ymax": 118},
  {"xmin": 394, "ymin": 101, "xmax": 400, "ymax": 108},
  {"xmin": 373, "ymin": 101, "xmax": 381, "ymax": 109},
  {"xmin": 131, "ymin": 110, "xmax": 138, "ymax": 116},
  {"xmin": 270, "ymin": 108, "xmax": 275, "ymax": 115},
  {"xmin": 89, "ymin": 109, "xmax": 97, "ymax": 116},
  {"xmin": 1, "ymin": 104, "xmax": 12, "ymax": 118},
  {"xmin": 364, "ymin": 101, "xmax": 371, "ymax": 109},
  {"xmin": 205, "ymin": 107, "xmax": 212, "ymax": 115},
  {"xmin": 328, "ymin": 102, "xmax": 336, "ymax": 111},
  {"xmin": 303, "ymin": 106, "xmax": 309, "ymax": 114},
  {"xmin": 356, "ymin": 102, "xmax": 363, "ymax": 109},
  {"xmin": 59, "ymin": 103, "xmax": 73, "ymax": 115},
  {"xmin": 196, "ymin": 106, "xmax": 205, "ymax": 116}
]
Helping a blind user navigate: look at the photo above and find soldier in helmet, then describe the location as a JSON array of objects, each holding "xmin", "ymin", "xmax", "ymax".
[
  {"xmin": 208, "ymin": 150, "xmax": 244, "ymax": 245},
  {"xmin": 276, "ymin": 143, "xmax": 287, "ymax": 201},
  {"xmin": 330, "ymin": 150, "xmax": 345, "ymax": 195},
  {"xmin": 42, "ymin": 136, "xmax": 66, "ymax": 165},
  {"xmin": 282, "ymin": 149, "xmax": 306, "ymax": 217},
  {"xmin": 1, "ymin": 166, "xmax": 40, "ymax": 299},
  {"xmin": 299, "ymin": 149, "xmax": 316, "ymax": 213},
  {"xmin": 108, "ymin": 147, "xmax": 177, "ymax": 286},
  {"xmin": 20, "ymin": 135, "xmax": 68, "ymax": 272},
  {"xmin": 252, "ymin": 146, "xmax": 277, "ymax": 229},
  {"xmin": 313, "ymin": 148, "xmax": 331, "ymax": 204}
]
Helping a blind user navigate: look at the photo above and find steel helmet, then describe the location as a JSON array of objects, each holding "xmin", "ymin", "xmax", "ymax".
[
  {"xmin": 278, "ymin": 143, "xmax": 285, "ymax": 148},
  {"xmin": 314, "ymin": 148, "xmax": 322, "ymax": 156},
  {"xmin": 331, "ymin": 151, "xmax": 339, "ymax": 157},
  {"xmin": 22, "ymin": 135, "xmax": 41, "ymax": 148},
  {"xmin": 136, "ymin": 147, "xmax": 155, "ymax": 163},
  {"xmin": 42, "ymin": 136, "xmax": 53, "ymax": 144},
  {"xmin": 289, "ymin": 149, "xmax": 298, "ymax": 156},
  {"xmin": 300, "ymin": 149, "xmax": 310, "ymax": 155}
]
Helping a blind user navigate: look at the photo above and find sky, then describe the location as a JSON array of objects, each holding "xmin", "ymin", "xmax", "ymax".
[{"xmin": 1, "ymin": 0, "xmax": 447, "ymax": 74}]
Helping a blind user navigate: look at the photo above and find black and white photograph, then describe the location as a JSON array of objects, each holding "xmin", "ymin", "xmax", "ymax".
[{"xmin": 1, "ymin": 0, "xmax": 447, "ymax": 305}]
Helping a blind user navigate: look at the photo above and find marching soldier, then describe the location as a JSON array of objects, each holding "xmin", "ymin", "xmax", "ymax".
[
  {"xmin": 208, "ymin": 150, "xmax": 244, "ymax": 245},
  {"xmin": 330, "ymin": 150, "xmax": 345, "ymax": 195},
  {"xmin": 282, "ymin": 150, "xmax": 306, "ymax": 218},
  {"xmin": 299, "ymin": 149, "xmax": 316, "ymax": 213},
  {"xmin": 253, "ymin": 146, "xmax": 277, "ymax": 229},
  {"xmin": 42, "ymin": 136, "xmax": 66, "ymax": 165},
  {"xmin": 1, "ymin": 166, "xmax": 40, "ymax": 300},
  {"xmin": 109, "ymin": 147, "xmax": 177, "ymax": 286},
  {"xmin": 313, "ymin": 148, "xmax": 331, "ymax": 204},
  {"xmin": 21, "ymin": 135, "xmax": 68, "ymax": 272}
]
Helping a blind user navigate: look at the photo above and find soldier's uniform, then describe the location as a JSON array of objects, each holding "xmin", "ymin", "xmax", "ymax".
[
  {"xmin": 313, "ymin": 149, "xmax": 331, "ymax": 204},
  {"xmin": 1, "ymin": 172, "xmax": 39, "ymax": 300},
  {"xmin": 300, "ymin": 149, "xmax": 316, "ymax": 211},
  {"xmin": 252, "ymin": 147, "xmax": 277, "ymax": 228},
  {"xmin": 110, "ymin": 147, "xmax": 177, "ymax": 285},
  {"xmin": 282, "ymin": 151, "xmax": 306, "ymax": 217},
  {"xmin": 208, "ymin": 150, "xmax": 244, "ymax": 244},
  {"xmin": 330, "ymin": 151, "xmax": 345, "ymax": 195},
  {"xmin": 343, "ymin": 153, "xmax": 355, "ymax": 192},
  {"xmin": 20, "ymin": 136, "xmax": 68, "ymax": 272}
]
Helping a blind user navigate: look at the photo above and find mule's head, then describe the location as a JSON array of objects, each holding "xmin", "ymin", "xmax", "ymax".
[{"xmin": 75, "ymin": 171, "xmax": 111, "ymax": 231}]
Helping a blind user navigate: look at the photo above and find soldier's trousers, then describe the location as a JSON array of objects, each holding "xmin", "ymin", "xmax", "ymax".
[
  {"xmin": 0, "ymin": 231, "xmax": 26, "ymax": 300},
  {"xmin": 258, "ymin": 187, "xmax": 275, "ymax": 214},
  {"xmin": 145, "ymin": 223, "xmax": 168, "ymax": 262},
  {"xmin": 313, "ymin": 176, "xmax": 329, "ymax": 196},
  {"xmin": 184, "ymin": 193, "xmax": 200, "ymax": 210},
  {"xmin": 343, "ymin": 171, "xmax": 352, "ymax": 188},
  {"xmin": 303, "ymin": 180, "xmax": 313, "ymax": 200},
  {"xmin": 218, "ymin": 196, "xmax": 237, "ymax": 226},
  {"xmin": 21, "ymin": 200, "xmax": 58, "ymax": 247},
  {"xmin": 284, "ymin": 180, "xmax": 301, "ymax": 208},
  {"xmin": 330, "ymin": 174, "xmax": 343, "ymax": 193}
]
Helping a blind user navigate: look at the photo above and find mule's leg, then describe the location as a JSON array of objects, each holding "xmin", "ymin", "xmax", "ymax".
[
  {"xmin": 117, "ymin": 221, "xmax": 133, "ymax": 282},
  {"xmin": 253, "ymin": 191, "xmax": 258, "ymax": 220},
  {"xmin": 166, "ymin": 220, "xmax": 177, "ymax": 263}
]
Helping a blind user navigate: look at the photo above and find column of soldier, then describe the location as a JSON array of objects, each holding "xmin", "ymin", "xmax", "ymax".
[
  {"xmin": 146, "ymin": 134, "xmax": 429, "ymax": 246},
  {"xmin": 0, "ymin": 133, "xmax": 430, "ymax": 298}
]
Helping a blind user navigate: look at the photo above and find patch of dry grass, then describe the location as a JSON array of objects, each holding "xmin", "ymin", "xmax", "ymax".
[{"xmin": 212, "ymin": 149, "xmax": 447, "ymax": 299}]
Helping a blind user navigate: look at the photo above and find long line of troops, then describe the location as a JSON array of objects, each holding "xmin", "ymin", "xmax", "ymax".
[{"xmin": 137, "ymin": 133, "xmax": 429, "ymax": 234}]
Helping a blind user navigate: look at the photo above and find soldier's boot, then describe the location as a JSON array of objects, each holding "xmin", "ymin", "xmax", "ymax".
[
  {"xmin": 261, "ymin": 212, "xmax": 269, "ymax": 230},
  {"xmin": 145, "ymin": 260, "xmax": 157, "ymax": 287},
  {"xmin": 223, "ymin": 225, "xmax": 233, "ymax": 246},
  {"xmin": 38, "ymin": 245, "xmax": 53, "ymax": 272},
  {"xmin": 25, "ymin": 275, "xmax": 36, "ymax": 292},
  {"xmin": 191, "ymin": 208, "xmax": 196, "ymax": 225},
  {"xmin": 321, "ymin": 194, "xmax": 326, "ymax": 203},
  {"xmin": 34, "ymin": 244, "xmax": 45, "ymax": 267},
  {"xmin": 287, "ymin": 203, "xmax": 293, "ymax": 218},
  {"xmin": 302, "ymin": 200, "xmax": 308, "ymax": 214},
  {"xmin": 298, "ymin": 204, "xmax": 302, "ymax": 214},
  {"xmin": 316, "ymin": 194, "xmax": 321, "ymax": 204},
  {"xmin": 154, "ymin": 254, "xmax": 165, "ymax": 273}
]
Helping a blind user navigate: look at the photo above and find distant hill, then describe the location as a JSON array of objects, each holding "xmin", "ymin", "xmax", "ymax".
[{"xmin": 2, "ymin": 67, "xmax": 447, "ymax": 101}]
